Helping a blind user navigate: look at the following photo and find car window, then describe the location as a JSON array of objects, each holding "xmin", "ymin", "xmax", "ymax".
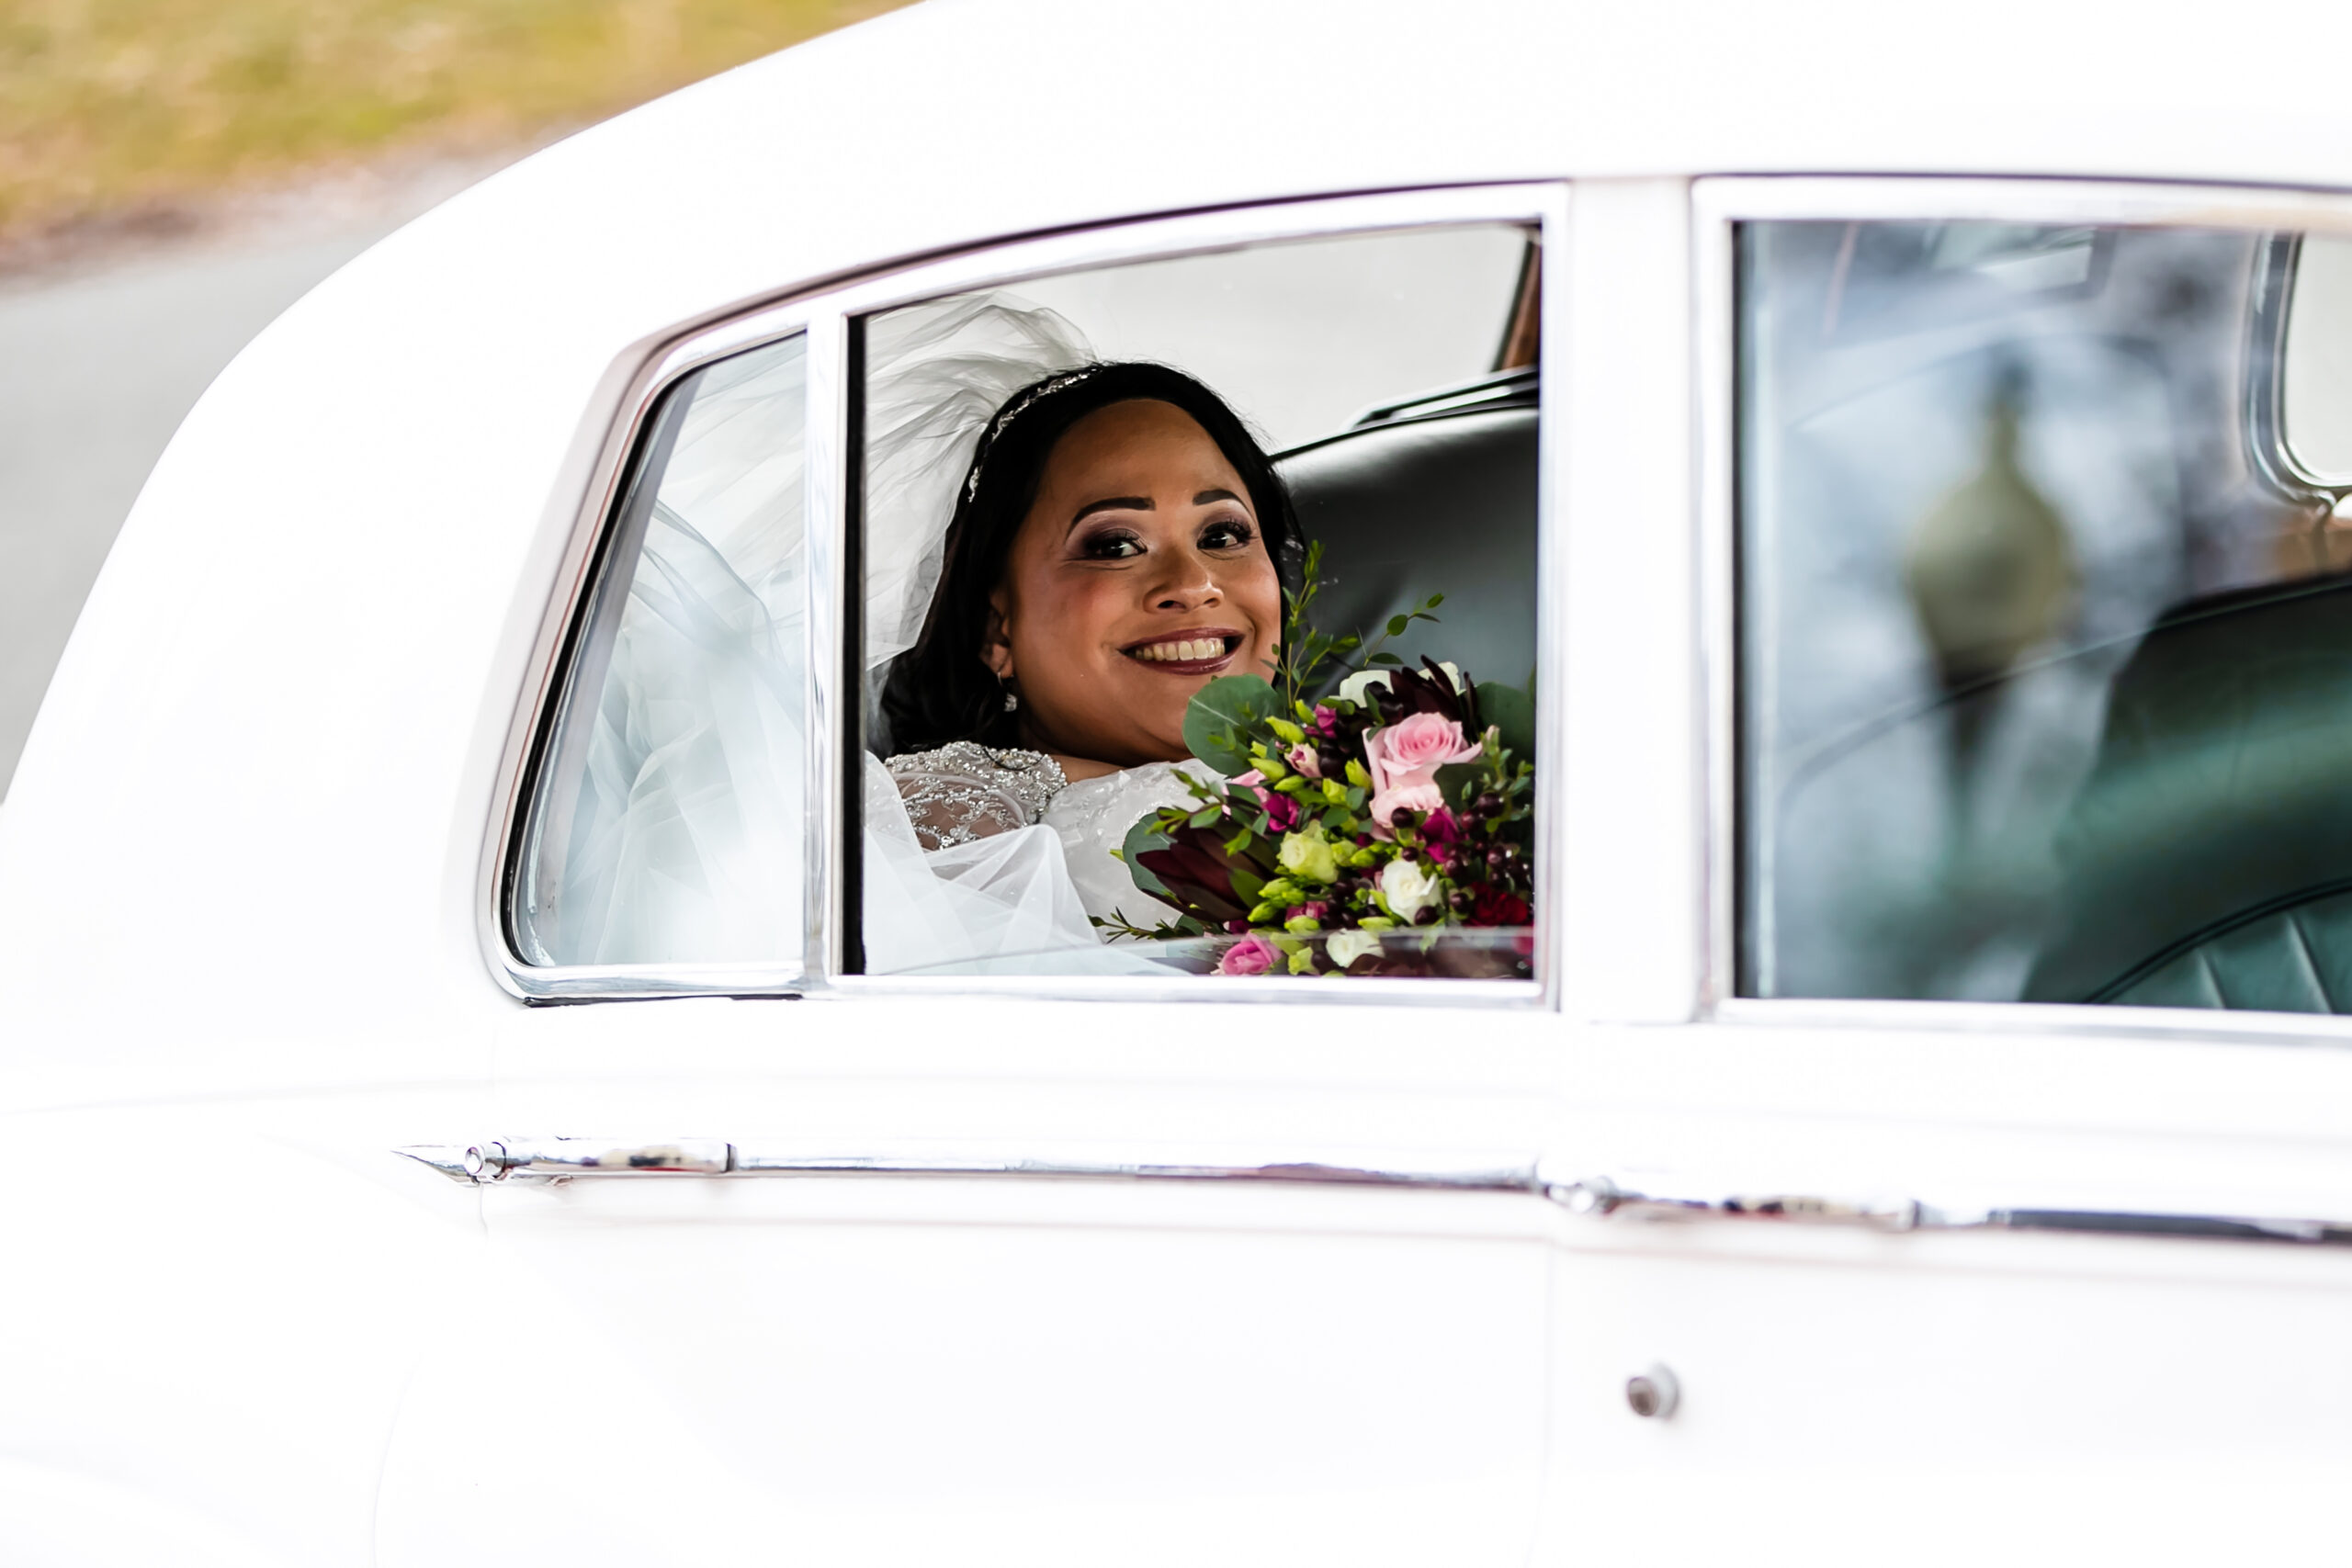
[
  {"xmin": 1739, "ymin": 220, "xmax": 2352, "ymax": 1012},
  {"xmin": 857, "ymin": 221, "xmax": 1544, "ymax": 982},
  {"xmin": 510, "ymin": 333, "xmax": 808, "ymax": 970}
]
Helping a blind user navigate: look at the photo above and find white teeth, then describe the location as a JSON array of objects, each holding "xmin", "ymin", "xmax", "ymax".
[{"xmin": 1132, "ymin": 637, "xmax": 1227, "ymax": 663}]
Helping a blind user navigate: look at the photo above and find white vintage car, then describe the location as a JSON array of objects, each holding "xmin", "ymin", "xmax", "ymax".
[{"xmin": 7, "ymin": 0, "xmax": 2352, "ymax": 1562}]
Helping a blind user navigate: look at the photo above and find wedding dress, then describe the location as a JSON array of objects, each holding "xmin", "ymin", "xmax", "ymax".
[{"xmin": 883, "ymin": 740, "xmax": 1220, "ymax": 937}]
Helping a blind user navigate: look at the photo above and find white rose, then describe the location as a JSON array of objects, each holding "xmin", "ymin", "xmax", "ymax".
[
  {"xmin": 1326, "ymin": 930, "xmax": 1384, "ymax": 969},
  {"xmin": 1379, "ymin": 857, "xmax": 1445, "ymax": 923}
]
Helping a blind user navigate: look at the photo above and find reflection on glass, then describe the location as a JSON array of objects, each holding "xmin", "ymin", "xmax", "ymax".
[{"xmin": 1741, "ymin": 220, "xmax": 2352, "ymax": 1012}]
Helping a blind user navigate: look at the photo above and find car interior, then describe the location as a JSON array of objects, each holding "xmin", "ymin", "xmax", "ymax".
[{"xmin": 1747, "ymin": 221, "xmax": 2352, "ymax": 1011}]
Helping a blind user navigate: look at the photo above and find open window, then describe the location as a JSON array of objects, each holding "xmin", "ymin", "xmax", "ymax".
[{"xmin": 853, "ymin": 216, "xmax": 1546, "ymax": 984}]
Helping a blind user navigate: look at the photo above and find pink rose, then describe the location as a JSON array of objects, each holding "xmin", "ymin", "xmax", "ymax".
[
  {"xmin": 1218, "ymin": 932, "xmax": 1283, "ymax": 976},
  {"xmin": 1363, "ymin": 713, "xmax": 1481, "ymax": 833},
  {"xmin": 1232, "ymin": 769, "xmax": 1264, "ymax": 787},
  {"xmin": 1285, "ymin": 743, "xmax": 1322, "ymax": 779}
]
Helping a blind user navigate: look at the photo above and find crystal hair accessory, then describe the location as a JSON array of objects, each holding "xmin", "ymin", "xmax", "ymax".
[{"xmin": 962, "ymin": 366, "xmax": 1106, "ymax": 502}]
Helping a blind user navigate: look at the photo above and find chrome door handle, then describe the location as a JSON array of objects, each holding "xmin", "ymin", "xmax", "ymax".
[{"xmin": 400, "ymin": 1138, "xmax": 732, "ymax": 1182}]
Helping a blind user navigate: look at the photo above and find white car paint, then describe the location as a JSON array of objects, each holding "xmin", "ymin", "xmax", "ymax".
[{"xmin": 5, "ymin": 0, "xmax": 2352, "ymax": 1562}]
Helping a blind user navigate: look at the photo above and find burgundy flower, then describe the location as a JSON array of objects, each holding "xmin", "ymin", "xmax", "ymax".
[
  {"xmin": 1464, "ymin": 885, "xmax": 1532, "ymax": 928},
  {"xmin": 1376, "ymin": 659, "xmax": 1481, "ymax": 735},
  {"xmin": 1263, "ymin": 791, "xmax": 1302, "ymax": 832},
  {"xmin": 1136, "ymin": 825, "xmax": 1258, "ymax": 926}
]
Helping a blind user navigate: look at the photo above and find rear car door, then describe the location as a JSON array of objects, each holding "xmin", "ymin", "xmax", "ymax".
[{"xmin": 378, "ymin": 186, "xmax": 1577, "ymax": 1567}]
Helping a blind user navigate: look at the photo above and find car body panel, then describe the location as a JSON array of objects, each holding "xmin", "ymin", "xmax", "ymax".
[{"xmin": 6, "ymin": 2, "xmax": 2352, "ymax": 1562}]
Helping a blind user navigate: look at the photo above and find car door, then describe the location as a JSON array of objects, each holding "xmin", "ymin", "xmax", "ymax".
[
  {"xmin": 375, "ymin": 186, "xmax": 1575, "ymax": 1567},
  {"xmin": 1529, "ymin": 176, "xmax": 2352, "ymax": 1565}
]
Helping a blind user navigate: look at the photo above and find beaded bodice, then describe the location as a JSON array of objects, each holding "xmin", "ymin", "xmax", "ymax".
[{"xmin": 884, "ymin": 741, "xmax": 1069, "ymax": 852}]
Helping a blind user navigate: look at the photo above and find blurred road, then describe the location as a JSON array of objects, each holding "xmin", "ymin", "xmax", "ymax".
[{"xmin": 0, "ymin": 175, "xmax": 481, "ymax": 797}]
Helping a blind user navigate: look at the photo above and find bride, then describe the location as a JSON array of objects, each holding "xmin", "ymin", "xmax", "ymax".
[{"xmin": 875, "ymin": 360, "xmax": 1299, "ymax": 952}]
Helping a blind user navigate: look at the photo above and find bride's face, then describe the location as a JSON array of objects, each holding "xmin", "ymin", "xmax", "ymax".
[{"xmin": 988, "ymin": 398, "xmax": 1282, "ymax": 768}]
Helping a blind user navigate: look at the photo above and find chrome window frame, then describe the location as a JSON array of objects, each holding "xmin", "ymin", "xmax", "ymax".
[
  {"xmin": 486, "ymin": 182, "xmax": 1568, "ymax": 1008},
  {"xmin": 1696, "ymin": 175, "xmax": 2352, "ymax": 1043}
]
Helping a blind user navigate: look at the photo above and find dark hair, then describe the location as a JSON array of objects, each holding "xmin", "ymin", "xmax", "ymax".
[{"xmin": 880, "ymin": 361, "xmax": 1298, "ymax": 752}]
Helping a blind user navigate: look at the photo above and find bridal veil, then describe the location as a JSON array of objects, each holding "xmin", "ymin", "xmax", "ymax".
[{"xmin": 535, "ymin": 293, "xmax": 1139, "ymax": 973}]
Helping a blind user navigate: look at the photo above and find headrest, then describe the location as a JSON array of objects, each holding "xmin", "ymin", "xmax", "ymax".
[{"xmin": 1274, "ymin": 404, "xmax": 1539, "ymax": 693}]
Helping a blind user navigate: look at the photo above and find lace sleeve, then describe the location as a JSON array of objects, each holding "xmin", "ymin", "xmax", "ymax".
[
  {"xmin": 892, "ymin": 769, "xmax": 1032, "ymax": 850},
  {"xmin": 884, "ymin": 742, "xmax": 1069, "ymax": 852}
]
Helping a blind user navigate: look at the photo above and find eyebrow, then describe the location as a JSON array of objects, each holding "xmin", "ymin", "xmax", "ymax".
[
  {"xmin": 1069, "ymin": 496, "xmax": 1151, "ymax": 529},
  {"xmin": 1066, "ymin": 489, "xmax": 1250, "ymax": 533}
]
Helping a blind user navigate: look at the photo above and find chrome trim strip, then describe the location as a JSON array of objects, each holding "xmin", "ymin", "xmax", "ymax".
[
  {"xmin": 1691, "ymin": 183, "xmax": 1741, "ymax": 1013},
  {"xmin": 393, "ymin": 1140, "xmax": 2352, "ymax": 1250},
  {"xmin": 485, "ymin": 181, "xmax": 1565, "ymax": 1006},
  {"xmin": 822, "ymin": 970, "xmax": 1540, "ymax": 1009},
  {"xmin": 1530, "ymin": 181, "xmax": 1572, "ymax": 1007},
  {"xmin": 2244, "ymin": 233, "xmax": 2351, "ymax": 513},
  {"xmin": 803, "ymin": 312, "xmax": 853, "ymax": 986},
  {"xmin": 1556, "ymin": 1172, "xmax": 2352, "ymax": 1247},
  {"xmin": 812, "ymin": 185, "xmax": 1563, "ymax": 319},
  {"xmin": 481, "ymin": 300, "xmax": 820, "ymax": 1002},
  {"xmin": 397, "ymin": 1137, "xmax": 1544, "ymax": 1191},
  {"xmin": 1708, "ymin": 990, "xmax": 2352, "ymax": 1046},
  {"xmin": 1690, "ymin": 175, "xmax": 2352, "ymax": 1031}
]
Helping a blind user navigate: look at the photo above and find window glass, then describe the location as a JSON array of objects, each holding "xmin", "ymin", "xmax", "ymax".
[
  {"xmin": 2284, "ymin": 235, "xmax": 2352, "ymax": 482},
  {"xmin": 1740, "ymin": 220, "xmax": 2352, "ymax": 1012},
  {"xmin": 513, "ymin": 333, "xmax": 807, "ymax": 968},
  {"xmin": 856, "ymin": 224, "xmax": 1543, "ymax": 980}
]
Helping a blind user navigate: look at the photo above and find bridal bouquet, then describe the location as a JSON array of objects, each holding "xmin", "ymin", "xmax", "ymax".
[{"xmin": 1112, "ymin": 544, "xmax": 1536, "ymax": 976}]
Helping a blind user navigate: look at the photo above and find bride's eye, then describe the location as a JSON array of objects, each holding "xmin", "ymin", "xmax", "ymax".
[
  {"xmin": 1200, "ymin": 517, "xmax": 1256, "ymax": 550},
  {"xmin": 1080, "ymin": 530, "xmax": 1145, "ymax": 560}
]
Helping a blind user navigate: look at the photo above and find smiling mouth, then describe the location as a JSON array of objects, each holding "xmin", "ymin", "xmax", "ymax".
[{"xmin": 1123, "ymin": 630, "xmax": 1244, "ymax": 672}]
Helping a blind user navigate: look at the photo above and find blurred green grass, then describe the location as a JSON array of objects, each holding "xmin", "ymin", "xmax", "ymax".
[{"xmin": 0, "ymin": 0, "xmax": 906, "ymax": 238}]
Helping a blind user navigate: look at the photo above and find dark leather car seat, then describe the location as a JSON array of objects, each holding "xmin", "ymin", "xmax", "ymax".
[
  {"xmin": 2024, "ymin": 574, "xmax": 2352, "ymax": 1011},
  {"xmin": 1273, "ymin": 390, "xmax": 1538, "ymax": 694}
]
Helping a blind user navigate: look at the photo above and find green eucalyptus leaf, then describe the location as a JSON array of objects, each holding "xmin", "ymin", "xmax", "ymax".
[
  {"xmin": 1479, "ymin": 680, "xmax": 1537, "ymax": 764},
  {"xmin": 1121, "ymin": 811, "xmax": 1177, "ymax": 903},
  {"xmin": 1183, "ymin": 674, "xmax": 1283, "ymax": 775},
  {"xmin": 1433, "ymin": 761, "xmax": 1484, "ymax": 809}
]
